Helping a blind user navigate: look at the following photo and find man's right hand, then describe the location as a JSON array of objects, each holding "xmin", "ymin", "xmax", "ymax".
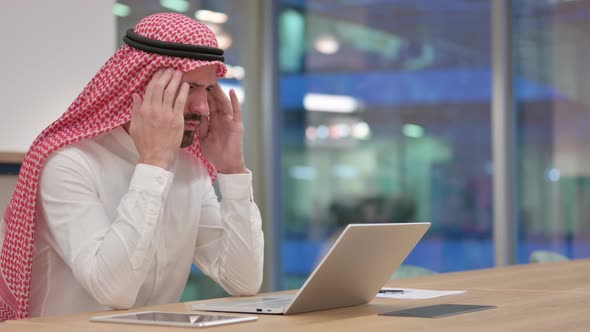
[{"xmin": 128, "ymin": 68, "xmax": 189, "ymax": 170}]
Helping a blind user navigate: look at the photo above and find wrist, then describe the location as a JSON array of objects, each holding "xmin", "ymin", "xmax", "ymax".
[
  {"xmin": 218, "ymin": 165, "xmax": 248, "ymax": 174},
  {"xmin": 138, "ymin": 157, "xmax": 172, "ymax": 170}
]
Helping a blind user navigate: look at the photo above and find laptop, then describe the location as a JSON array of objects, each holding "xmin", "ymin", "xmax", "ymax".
[{"xmin": 192, "ymin": 222, "xmax": 430, "ymax": 315}]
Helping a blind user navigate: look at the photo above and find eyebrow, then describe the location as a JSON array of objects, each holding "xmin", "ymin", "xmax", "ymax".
[{"xmin": 186, "ymin": 81, "xmax": 216, "ymax": 89}]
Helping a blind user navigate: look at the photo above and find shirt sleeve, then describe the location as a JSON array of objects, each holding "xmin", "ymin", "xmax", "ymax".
[
  {"xmin": 39, "ymin": 152, "xmax": 173, "ymax": 309},
  {"xmin": 192, "ymin": 171, "xmax": 264, "ymax": 296}
]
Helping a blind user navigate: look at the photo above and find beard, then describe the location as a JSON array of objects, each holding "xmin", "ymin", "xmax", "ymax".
[
  {"xmin": 180, "ymin": 129, "xmax": 197, "ymax": 148},
  {"xmin": 180, "ymin": 113, "xmax": 203, "ymax": 148}
]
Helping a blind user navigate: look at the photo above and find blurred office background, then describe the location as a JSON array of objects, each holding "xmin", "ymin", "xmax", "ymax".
[{"xmin": 1, "ymin": 0, "xmax": 590, "ymax": 300}]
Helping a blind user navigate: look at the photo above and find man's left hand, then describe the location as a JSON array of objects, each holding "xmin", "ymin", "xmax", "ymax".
[{"xmin": 198, "ymin": 84, "xmax": 248, "ymax": 174}]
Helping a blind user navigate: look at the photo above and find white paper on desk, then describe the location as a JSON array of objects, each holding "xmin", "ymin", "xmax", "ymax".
[{"xmin": 376, "ymin": 287, "xmax": 466, "ymax": 299}]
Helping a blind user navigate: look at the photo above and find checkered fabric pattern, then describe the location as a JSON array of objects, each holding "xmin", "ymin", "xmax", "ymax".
[{"xmin": 0, "ymin": 12, "xmax": 226, "ymax": 320}]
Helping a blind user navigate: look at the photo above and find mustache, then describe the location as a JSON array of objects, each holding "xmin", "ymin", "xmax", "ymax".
[{"xmin": 184, "ymin": 113, "xmax": 203, "ymax": 122}]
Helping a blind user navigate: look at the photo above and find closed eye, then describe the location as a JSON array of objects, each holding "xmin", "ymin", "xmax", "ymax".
[{"xmin": 187, "ymin": 83, "xmax": 215, "ymax": 92}]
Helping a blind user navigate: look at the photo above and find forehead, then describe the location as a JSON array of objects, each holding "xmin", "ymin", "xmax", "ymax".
[{"xmin": 182, "ymin": 65, "xmax": 218, "ymax": 84}]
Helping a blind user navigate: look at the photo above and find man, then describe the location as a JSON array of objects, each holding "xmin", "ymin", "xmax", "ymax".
[{"xmin": 0, "ymin": 12, "xmax": 264, "ymax": 320}]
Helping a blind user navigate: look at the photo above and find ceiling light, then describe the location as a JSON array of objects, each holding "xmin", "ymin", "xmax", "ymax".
[
  {"xmin": 195, "ymin": 10, "xmax": 228, "ymax": 24},
  {"xmin": 303, "ymin": 93, "xmax": 359, "ymax": 113},
  {"xmin": 113, "ymin": 3, "xmax": 130, "ymax": 17},
  {"xmin": 402, "ymin": 124, "xmax": 424, "ymax": 138},
  {"xmin": 314, "ymin": 34, "xmax": 340, "ymax": 54},
  {"xmin": 216, "ymin": 33, "xmax": 232, "ymax": 49},
  {"xmin": 160, "ymin": 0, "xmax": 189, "ymax": 13},
  {"xmin": 352, "ymin": 122, "xmax": 370, "ymax": 140}
]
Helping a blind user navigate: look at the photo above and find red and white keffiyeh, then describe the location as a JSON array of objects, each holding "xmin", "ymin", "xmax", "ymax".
[{"xmin": 0, "ymin": 12, "xmax": 226, "ymax": 320}]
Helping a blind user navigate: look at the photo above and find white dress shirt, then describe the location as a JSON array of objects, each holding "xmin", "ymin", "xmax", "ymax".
[{"xmin": 29, "ymin": 127, "xmax": 264, "ymax": 317}]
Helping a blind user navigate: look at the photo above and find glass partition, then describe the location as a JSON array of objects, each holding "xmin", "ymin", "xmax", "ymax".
[
  {"xmin": 513, "ymin": 0, "xmax": 590, "ymax": 263},
  {"xmin": 277, "ymin": 0, "xmax": 494, "ymax": 289}
]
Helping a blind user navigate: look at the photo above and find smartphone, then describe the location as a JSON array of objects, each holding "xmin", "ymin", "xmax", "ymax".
[{"xmin": 90, "ymin": 311, "xmax": 258, "ymax": 328}]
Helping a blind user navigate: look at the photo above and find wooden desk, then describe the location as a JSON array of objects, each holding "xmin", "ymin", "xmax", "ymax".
[
  {"xmin": 0, "ymin": 152, "xmax": 24, "ymax": 164},
  {"xmin": 5, "ymin": 260, "xmax": 590, "ymax": 332}
]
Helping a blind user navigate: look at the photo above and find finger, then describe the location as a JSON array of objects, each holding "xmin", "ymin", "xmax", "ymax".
[
  {"xmin": 210, "ymin": 84, "xmax": 232, "ymax": 115},
  {"xmin": 163, "ymin": 70, "xmax": 183, "ymax": 110},
  {"xmin": 198, "ymin": 114, "xmax": 209, "ymax": 139},
  {"xmin": 130, "ymin": 93, "xmax": 142, "ymax": 118},
  {"xmin": 207, "ymin": 92, "xmax": 219, "ymax": 114},
  {"xmin": 229, "ymin": 89, "xmax": 242, "ymax": 122},
  {"xmin": 173, "ymin": 82, "xmax": 190, "ymax": 114},
  {"xmin": 151, "ymin": 68, "xmax": 175, "ymax": 106},
  {"xmin": 143, "ymin": 69, "xmax": 164, "ymax": 107}
]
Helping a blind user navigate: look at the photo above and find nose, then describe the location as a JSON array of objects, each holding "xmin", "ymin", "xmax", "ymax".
[{"xmin": 186, "ymin": 88, "xmax": 209, "ymax": 116}]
